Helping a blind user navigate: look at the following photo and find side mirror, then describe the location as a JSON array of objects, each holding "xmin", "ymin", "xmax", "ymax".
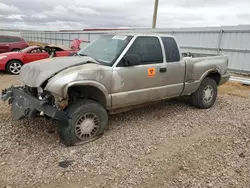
[{"xmin": 123, "ymin": 54, "xmax": 140, "ymax": 66}]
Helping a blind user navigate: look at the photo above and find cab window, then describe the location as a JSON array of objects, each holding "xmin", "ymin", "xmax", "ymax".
[
  {"xmin": 0, "ymin": 36, "xmax": 21, "ymax": 43},
  {"xmin": 125, "ymin": 36, "xmax": 163, "ymax": 65}
]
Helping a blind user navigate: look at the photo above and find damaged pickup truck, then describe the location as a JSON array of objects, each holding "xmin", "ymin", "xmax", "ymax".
[{"xmin": 1, "ymin": 33, "xmax": 230, "ymax": 146}]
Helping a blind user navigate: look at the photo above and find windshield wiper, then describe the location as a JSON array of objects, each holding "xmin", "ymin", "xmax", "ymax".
[{"xmin": 77, "ymin": 54, "xmax": 100, "ymax": 63}]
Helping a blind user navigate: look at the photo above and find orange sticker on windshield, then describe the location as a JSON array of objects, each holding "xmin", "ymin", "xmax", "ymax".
[{"xmin": 148, "ymin": 67, "xmax": 155, "ymax": 77}]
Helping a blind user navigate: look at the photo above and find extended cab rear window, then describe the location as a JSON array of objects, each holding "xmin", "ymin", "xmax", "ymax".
[{"xmin": 161, "ymin": 37, "xmax": 180, "ymax": 62}]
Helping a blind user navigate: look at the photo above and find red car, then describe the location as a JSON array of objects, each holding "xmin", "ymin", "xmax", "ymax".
[
  {"xmin": 0, "ymin": 35, "xmax": 29, "ymax": 53},
  {"xmin": 0, "ymin": 45, "xmax": 77, "ymax": 74},
  {"xmin": 70, "ymin": 38, "xmax": 90, "ymax": 51}
]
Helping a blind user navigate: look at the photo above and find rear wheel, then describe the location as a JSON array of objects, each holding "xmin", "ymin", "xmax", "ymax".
[
  {"xmin": 58, "ymin": 99, "xmax": 108, "ymax": 146},
  {"xmin": 6, "ymin": 60, "xmax": 23, "ymax": 75},
  {"xmin": 191, "ymin": 77, "xmax": 218, "ymax": 109}
]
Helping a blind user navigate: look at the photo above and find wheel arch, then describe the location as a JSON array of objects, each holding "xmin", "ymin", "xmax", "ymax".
[
  {"xmin": 182, "ymin": 69, "xmax": 221, "ymax": 96},
  {"xmin": 200, "ymin": 69, "xmax": 221, "ymax": 85},
  {"xmin": 65, "ymin": 81, "xmax": 111, "ymax": 109}
]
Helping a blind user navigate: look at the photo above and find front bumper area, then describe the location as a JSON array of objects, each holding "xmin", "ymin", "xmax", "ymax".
[{"xmin": 1, "ymin": 87, "xmax": 67, "ymax": 120}]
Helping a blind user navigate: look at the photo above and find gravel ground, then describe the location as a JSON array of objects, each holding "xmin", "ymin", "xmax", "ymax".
[{"xmin": 0, "ymin": 74, "xmax": 250, "ymax": 188}]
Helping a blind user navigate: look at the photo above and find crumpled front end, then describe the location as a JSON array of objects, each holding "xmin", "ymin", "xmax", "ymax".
[
  {"xmin": 1, "ymin": 86, "xmax": 67, "ymax": 120},
  {"xmin": 1, "ymin": 56, "xmax": 108, "ymax": 120}
]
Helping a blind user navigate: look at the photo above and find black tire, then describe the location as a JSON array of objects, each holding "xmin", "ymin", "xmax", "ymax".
[
  {"xmin": 6, "ymin": 60, "xmax": 23, "ymax": 75},
  {"xmin": 191, "ymin": 77, "xmax": 218, "ymax": 109},
  {"xmin": 58, "ymin": 99, "xmax": 108, "ymax": 146},
  {"xmin": 11, "ymin": 48, "xmax": 20, "ymax": 52}
]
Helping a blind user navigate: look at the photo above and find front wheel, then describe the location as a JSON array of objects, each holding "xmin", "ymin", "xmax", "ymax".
[
  {"xmin": 58, "ymin": 100, "xmax": 108, "ymax": 146},
  {"xmin": 191, "ymin": 77, "xmax": 218, "ymax": 109}
]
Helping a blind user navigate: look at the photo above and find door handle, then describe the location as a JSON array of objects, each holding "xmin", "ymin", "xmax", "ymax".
[{"xmin": 159, "ymin": 67, "xmax": 167, "ymax": 73}]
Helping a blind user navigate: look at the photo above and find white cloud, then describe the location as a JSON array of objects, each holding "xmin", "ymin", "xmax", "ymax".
[
  {"xmin": 157, "ymin": 2, "xmax": 250, "ymax": 27},
  {"xmin": 6, "ymin": 14, "xmax": 25, "ymax": 20},
  {"xmin": 31, "ymin": 13, "xmax": 48, "ymax": 19},
  {"xmin": 68, "ymin": 6, "xmax": 99, "ymax": 15},
  {"xmin": 1, "ymin": 0, "xmax": 250, "ymax": 30},
  {"xmin": 0, "ymin": 2, "xmax": 22, "ymax": 14}
]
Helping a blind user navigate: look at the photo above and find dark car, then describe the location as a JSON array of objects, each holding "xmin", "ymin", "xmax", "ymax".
[{"xmin": 0, "ymin": 35, "xmax": 29, "ymax": 53}]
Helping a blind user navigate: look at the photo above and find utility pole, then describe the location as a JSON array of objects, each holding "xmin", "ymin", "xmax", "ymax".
[{"xmin": 152, "ymin": 0, "xmax": 159, "ymax": 29}]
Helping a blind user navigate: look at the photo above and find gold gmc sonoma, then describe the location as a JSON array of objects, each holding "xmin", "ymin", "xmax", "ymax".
[{"xmin": 1, "ymin": 33, "xmax": 230, "ymax": 146}]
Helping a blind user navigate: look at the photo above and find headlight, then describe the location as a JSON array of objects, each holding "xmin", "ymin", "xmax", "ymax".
[
  {"xmin": 0, "ymin": 56, "xmax": 7, "ymax": 60},
  {"xmin": 37, "ymin": 87, "xmax": 43, "ymax": 94}
]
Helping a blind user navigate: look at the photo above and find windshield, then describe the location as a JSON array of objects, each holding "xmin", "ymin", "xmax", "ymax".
[
  {"xmin": 20, "ymin": 46, "xmax": 38, "ymax": 53},
  {"xmin": 77, "ymin": 35, "xmax": 132, "ymax": 65}
]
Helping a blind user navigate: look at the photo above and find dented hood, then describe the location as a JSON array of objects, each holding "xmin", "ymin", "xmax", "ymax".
[{"xmin": 20, "ymin": 56, "xmax": 99, "ymax": 87}]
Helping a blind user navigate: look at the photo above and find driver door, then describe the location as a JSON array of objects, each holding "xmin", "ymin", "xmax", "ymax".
[
  {"xmin": 111, "ymin": 36, "xmax": 168, "ymax": 109},
  {"xmin": 23, "ymin": 48, "xmax": 49, "ymax": 63}
]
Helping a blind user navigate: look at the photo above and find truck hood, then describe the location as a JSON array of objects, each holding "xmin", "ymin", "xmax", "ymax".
[{"xmin": 20, "ymin": 56, "xmax": 99, "ymax": 87}]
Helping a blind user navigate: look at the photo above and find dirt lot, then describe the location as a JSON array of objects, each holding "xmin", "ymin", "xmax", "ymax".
[{"xmin": 0, "ymin": 74, "xmax": 250, "ymax": 188}]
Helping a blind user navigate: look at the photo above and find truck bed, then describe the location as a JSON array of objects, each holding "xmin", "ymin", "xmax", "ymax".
[
  {"xmin": 181, "ymin": 53, "xmax": 229, "ymax": 95},
  {"xmin": 182, "ymin": 52, "xmax": 218, "ymax": 58}
]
